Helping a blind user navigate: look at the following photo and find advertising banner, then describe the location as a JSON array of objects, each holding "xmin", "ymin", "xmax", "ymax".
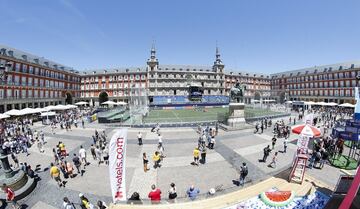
[{"xmin": 109, "ymin": 129, "xmax": 128, "ymax": 202}]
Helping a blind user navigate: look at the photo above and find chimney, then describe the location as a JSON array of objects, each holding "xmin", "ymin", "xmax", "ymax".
[
  {"xmin": 60, "ymin": 66, "xmax": 65, "ymax": 71},
  {"xmin": 44, "ymin": 61, "xmax": 49, "ymax": 67},
  {"xmin": 34, "ymin": 58, "xmax": 39, "ymax": 64},
  {"xmin": 22, "ymin": 55, "xmax": 27, "ymax": 61},
  {"xmin": 53, "ymin": 64, "xmax": 58, "ymax": 69}
]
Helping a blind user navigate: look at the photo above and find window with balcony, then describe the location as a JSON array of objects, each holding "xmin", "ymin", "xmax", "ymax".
[{"xmin": 15, "ymin": 63, "xmax": 20, "ymax": 72}]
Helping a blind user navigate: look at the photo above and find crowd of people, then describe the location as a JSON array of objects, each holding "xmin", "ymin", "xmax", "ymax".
[{"xmin": 0, "ymin": 104, "xmax": 358, "ymax": 208}]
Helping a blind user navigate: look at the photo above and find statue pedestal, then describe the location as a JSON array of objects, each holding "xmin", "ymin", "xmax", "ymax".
[{"xmin": 227, "ymin": 103, "xmax": 246, "ymax": 128}]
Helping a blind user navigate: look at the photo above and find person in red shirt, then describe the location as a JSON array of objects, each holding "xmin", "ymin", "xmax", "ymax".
[
  {"xmin": 148, "ymin": 184, "xmax": 161, "ymax": 204},
  {"xmin": 2, "ymin": 184, "xmax": 19, "ymax": 209}
]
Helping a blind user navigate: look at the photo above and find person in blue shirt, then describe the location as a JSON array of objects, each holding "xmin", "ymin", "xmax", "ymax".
[{"xmin": 186, "ymin": 185, "xmax": 200, "ymax": 201}]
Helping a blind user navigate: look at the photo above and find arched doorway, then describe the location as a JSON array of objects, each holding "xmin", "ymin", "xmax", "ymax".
[
  {"xmin": 279, "ymin": 92, "xmax": 286, "ymax": 104},
  {"xmin": 99, "ymin": 92, "xmax": 109, "ymax": 105},
  {"xmin": 254, "ymin": 92, "xmax": 261, "ymax": 101},
  {"xmin": 65, "ymin": 92, "xmax": 73, "ymax": 104}
]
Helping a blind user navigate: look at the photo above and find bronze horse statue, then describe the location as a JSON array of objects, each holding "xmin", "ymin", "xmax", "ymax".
[{"xmin": 230, "ymin": 81, "xmax": 246, "ymax": 103}]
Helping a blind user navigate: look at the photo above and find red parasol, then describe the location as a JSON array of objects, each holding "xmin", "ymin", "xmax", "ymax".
[{"xmin": 292, "ymin": 124, "xmax": 321, "ymax": 137}]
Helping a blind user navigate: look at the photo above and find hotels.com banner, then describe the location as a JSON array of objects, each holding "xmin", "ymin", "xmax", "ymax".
[{"xmin": 109, "ymin": 129, "xmax": 128, "ymax": 203}]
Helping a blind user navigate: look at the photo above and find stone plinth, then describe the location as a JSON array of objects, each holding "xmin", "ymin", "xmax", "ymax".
[{"xmin": 227, "ymin": 103, "xmax": 246, "ymax": 127}]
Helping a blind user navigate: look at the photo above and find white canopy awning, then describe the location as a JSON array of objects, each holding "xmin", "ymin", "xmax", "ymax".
[
  {"xmin": 304, "ymin": 101, "xmax": 316, "ymax": 105},
  {"xmin": 324, "ymin": 102, "xmax": 338, "ymax": 106},
  {"xmin": 66, "ymin": 104, "xmax": 77, "ymax": 109},
  {"xmin": 339, "ymin": 103, "xmax": 355, "ymax": 108},
  {"xmin": 116, "ymin": 101, "xmax": 128, "ymax": 105},
  {"xmin": 41, "ymin": 111, "xmax": 57, "ymax": 117},
  {"xmin": 0, "ymin": 114, "xmax": 10, "ymax": 119},
  {"xmin": 4, "ymin": 109, "xmax": 22, "ymax": 116},
  {"xmin": 285, "ymin": 101, "xmax": 293, "ymax": 104},
  {"xmin": 102, "ymin": 101, "xmax": 117, "ymax": 105},
  {"xmin": 75, "ymin": 101, "xmax": 88, "ymax": 105}
]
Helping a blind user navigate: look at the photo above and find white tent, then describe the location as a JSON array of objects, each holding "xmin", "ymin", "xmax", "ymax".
[
  {"xmin": 19, "ymin": 108, "xmax": 38, "ymax": 115},
  {"xmin": 4, "ymin": 109, "xmax": 22, "ymax": 116},
  {"xmin": 40, "ymin": 112, "xmax": 57, "ymax": 117},
  {"xmin": 0, "ymin": 114, "xmax": 10, "ymax": 119},
  {"xmin": 34, "ymin": 108, "xmax": 47, "ymax": 113},
  {"xmin": 325, "ymin": 102, "xmax": 338, "ymax": 106},
  {"xmin": 102, "ymin": 101, "xmax": 117, "ymax": 105},
  {"xmin": 44, "ymin": 105, "xmax": 56, "ymax": 111},
  {"xmin": 339, "ymin": 103, "xmax": 355, "ymax": 108},
  {"xmin": 66, "ymin": 104, "xmax": 77, "ymax": 109},
  {"xmin": 116, "ymin": 101, "xmax": 128, "ymax": 105},
  {"xmin": 304, "ymin": 101, "xmax": 316, "ymax": 105},
  {"xmin": 75, "ymin": 101, "xmax": 88, "ymax": 105},
  {"xmin": 316, "ymin": 102, "xmax": 327, "ymax": 106},
  {"xmin": 285, "ymin": 101, "xmax": 293, "ymax": 104}
]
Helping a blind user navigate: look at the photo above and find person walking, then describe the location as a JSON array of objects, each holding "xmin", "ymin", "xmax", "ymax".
[
  {"xmin": 143, "ymin": 153, "xmax": 149, "ymax": 172},
  {"xmin": 95, "ymin": 146, "xmax": 102, "ymax": 165},
  {"xmin": 63, "ymin": 197, "xmax": 76, "ymax": 209},
  {"xmin": 40, "ymin": 130, "xmax": 45, "ymax": 144},
  {"xmin": 268, "ymin": 152, "xmax": 278, "ymax": 168},
  {"xmin": 90, "ymin": 144, "xmax": 96, "ymax": 160},
  {"xmin": 239, "ymin": 162, "xmax": 248, "ymax": 186},
  {"xmin": 319, "ymin": 149, "xmax": 329, "ymax": 169},
  {"xmin": 82, "ymin": 119, "xmax": 85, "ymax": 129},
  {"xmin": 148, "ymin": 184, "xmax": 161, "ymax": 204},
  {"xmin": 186, "ymin": 185, "xmax": 200, "ymax": 201},
  {"xmin": 158, "ymin": 134, "xmax": 163, "ymax": 146},
  {"xmin": 200, "ymin": 146, "xmax": 207, "ymax": 164},
  {"xmin": 96, "ymin": 200, "xmax": 108, "ymax": 209},
  {"xmin": 168, "ymin": 182, "xmax": 177, "ymax": 203},
  {"xmin": 3, "ymin": 184, "xmax": 20, "ymax": 209},
  {"xmin": 271, "ymin": 136, "xmax": 277, "ymax": 150},
  {"xmin": 79, "ymin": 146, "xmax": 88, "ymax": 166},
  {"xmin": 262, "ymin": 145, "xmax": 271, "ymax": 162},
  {"xmin": 65, "ymin": 161, "xmax": 75, "ymax": 178},
  {"xmin": 79, "ymin": 193, "xmax": 94, "ymax": 209},
  {"xmin": 152, "ymin": 151, "xmax": 161, "ymax": 169},
  {"xmin": 137, "ymin": 132, "xmax": 143, "ymax": 146},
  {"xmin": 283, "ymin": 139, "xmax": 288, "ymax": 153},
  {"xmin": 193, "ymin": 147, "xmax": 200, "ymax": 166},
  {"xmin": 50, "ymin": 163, "xmax": 64, "ymax": 187},
  {"xmin": 72, "ymin": 154, "xmax": 82, "ymax": 176},
  {"xmin": 103, "ymin": 146, "xmax": 109, "ymax": 165}
]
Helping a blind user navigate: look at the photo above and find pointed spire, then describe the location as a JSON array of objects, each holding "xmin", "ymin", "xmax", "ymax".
[
  {"xmin": 151, "ymin": 40, "xmax": 156, "ymax": 59},
  {"xmin": 215, "ymin": 42, "xmax": 222, "ymax": 64}
]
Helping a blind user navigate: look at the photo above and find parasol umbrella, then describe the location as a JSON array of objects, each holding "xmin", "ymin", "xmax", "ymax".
[
  {"xmin": 75, "ymin": 101, "xmax": 88, "ymax": 105},
  {"xmin": 116, "ymin": 101, "xmax": 128, "ymax": 105},
  {"xmin": 339, "ymin": 103, "xmax": 355, "ymax": 108},
  {"xmin": 0, "ymin": 114, "xmax": 10, "ymax": 119},
  {"xmin": 292, "ymin": 124, "xmax": 321, "ymax": 137},
  {"xmin": 102, "ymin": 101, "xmax": 117, "ymax": 105},
  {"xmin": 4, "ymin": 109, "xmax": 22, "ymax": 116}
]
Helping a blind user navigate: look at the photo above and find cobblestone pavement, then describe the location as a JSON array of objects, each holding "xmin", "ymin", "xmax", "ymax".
[{"xmin": 2, "ymin": 117, "xmax": 351, "ymax": 209}]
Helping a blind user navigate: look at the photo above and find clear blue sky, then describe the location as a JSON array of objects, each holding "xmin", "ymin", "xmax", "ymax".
[{"xmin": 1, "ymin": 0, "xmax": 360, "ymax": 73}]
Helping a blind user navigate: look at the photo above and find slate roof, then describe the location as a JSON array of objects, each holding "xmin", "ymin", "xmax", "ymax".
[
  {"xmin": 270, "ymin": 61, "xmax": 360, "ymax": 78},
  {"xmin": 0, "ymin": 44, "xmax": 78, "ymax": 74}
]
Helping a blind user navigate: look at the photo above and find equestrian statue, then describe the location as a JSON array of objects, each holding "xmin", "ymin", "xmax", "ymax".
[{"xmin": 230, "ymin": 80, "xmax": 247, "ymax": 103}]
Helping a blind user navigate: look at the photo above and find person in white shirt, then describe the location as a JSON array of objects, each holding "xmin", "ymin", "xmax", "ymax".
[
  {"xmin": 137, "ymin": 132, "xmax": 143, "ymax": 146},
  {"xmin": 78, "ymin": 146, "xmax": 87, "ymax": 166},
  {"xmin": 158, "ymin": 134, "xmax": 163, "ymax": 146}
]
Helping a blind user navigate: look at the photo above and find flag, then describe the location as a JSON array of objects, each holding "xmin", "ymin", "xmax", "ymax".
[{"xmin": 109, "ymin": 129, "xmax": 128, "ymax": 203}]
